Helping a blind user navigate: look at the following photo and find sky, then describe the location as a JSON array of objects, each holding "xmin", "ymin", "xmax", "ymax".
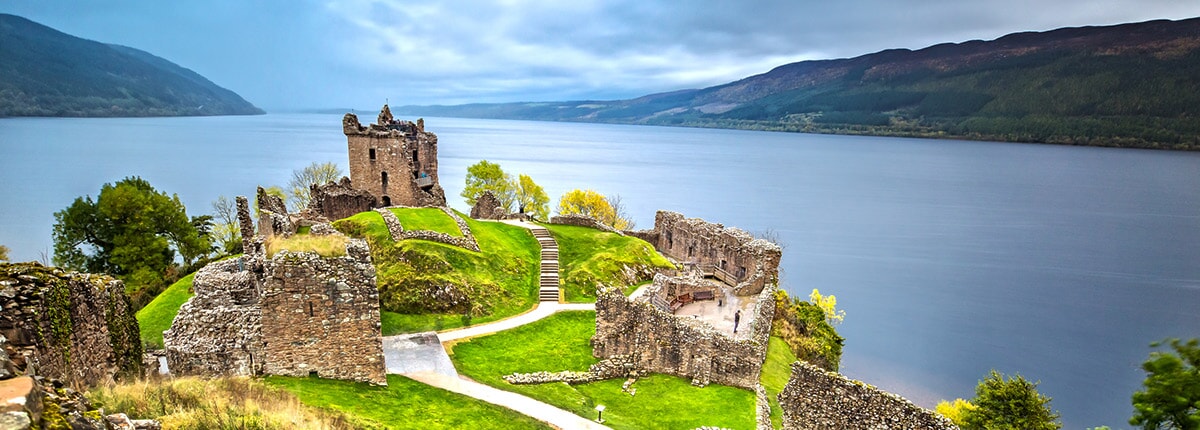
[{"xmin": 3, "ymin": 1, "xmax": 1199, "ymax": 110}]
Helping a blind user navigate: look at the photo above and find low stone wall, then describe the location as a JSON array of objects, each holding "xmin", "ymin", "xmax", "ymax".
[
  {"xmin": 778, "ymin": 361, "xmax": 958, "ymax": 430},
  {"xmin": 260, "ymin": 243, "xmax": 386, "ymax": 385},
  {"xmin": 591, "ymin": 283, "xmax": 775, "ymax": 389},
  {"xmin": 0, "ymin": 263, "xmax": 141, "ymax": 387},
  {"xmin": 755, "ymin": 384, "xmax": 773, "ymax": 430},
  {"xmin": 164, "ymin": 258, "xmax": 264, "ymax": 377},
  {"xmin": 549, "ymin": 214, "xmax": 623, "ymax": 235},
  {"xmin": 373, "ymin": 207, "xmax": 481, "ymax": 252}
]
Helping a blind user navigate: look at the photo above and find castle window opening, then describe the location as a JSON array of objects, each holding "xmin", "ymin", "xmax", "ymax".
[
  {"xmin": 308, "ymin": 302, "xmax": 314, "ymax": 317},
  {"xmin": 381, "ymin": 171, "xmax": 388, "ymax": 189},
  {"xmin": 369, "ymin": 148, "xmax": 376, "ymax": 160},
  {"xmin": 411, "ymin": 149, "xmax": 419, "ymax": 166},
  {"xmin": 382, "ymin": 196, "xmax": 391, "ymax": 206}
]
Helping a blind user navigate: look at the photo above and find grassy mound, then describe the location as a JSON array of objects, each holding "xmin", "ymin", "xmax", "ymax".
[
  {"xmin": 761, "ymin": 336, "xmax": 800, "ymax": 428},
  {"xmin": 135, "ymin": 272, "xmax": 195, "ymax": 349},
  {"xmin": 451, "ymin": 311, "xmax": 755, "ymax": 429},
  {"xmin": 542, "ymin": 224, "xmax": 673, "ymax": 302},
  {"xmin": 266, "ymin": 374, "xmax": 551, "ymax": 430},
  {"xmin": 265, "ymin": 234, "xmax": 348, "ymax": 258},
  {"xmin": 390, "ymin": 207, "xmax": 464, "ymax": 237},
  {"xmin": 335, "ymin": 209, "xmax": 540, "ymax": 335}
]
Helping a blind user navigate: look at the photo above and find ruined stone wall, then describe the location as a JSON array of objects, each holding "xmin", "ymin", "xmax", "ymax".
[
  {"xmin": 257, "ymin": 186, "xmax": 293, "ymax": 238},
  {"xmin": 374, "ymin": 207, "xmax": 481, "ymax": 252},
  {"xmin": 650, "ymin": 272, "xmax": 715, "ymax": 304},
  {"xmin": 163, "ymin": 258, "xmax": 264, "ymax": 377},
  {"xmin": 311, "ymin": 177, "xmax": 377, "ymax": 220},
  {"xmin": 645, "ymin": 211, "xmax": 781, "ymax": 295},
  {"xmin": 343, "ymin": 107, "xmax": 446, "ymax": 208},
  {"xmin": 549, "ymin": 214, "xmax": 623, "ymax": 235},
  {"xmin": 469, "ymin": 190, "xmax": 503, "ymax": 220},
  {"xmin": 592, "ymin": 284, "xmax": 775, "ymax": 389},
  {"xmin": 779, "ymin": 361, "xmax": 958, "ymax": 430},
  {"xmin": 0, "ymin": 263, "xmax": 141, "ymax": 387},
  {"xmin": 260, "ymin": 240, "xmax": 386, "ymax": 385}
]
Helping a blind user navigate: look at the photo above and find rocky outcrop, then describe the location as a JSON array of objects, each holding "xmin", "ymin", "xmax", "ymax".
[
  {"xmin": 0, "ymin": 263, "xmax": 141, "ymax": 387},
  {"xmin": 778, "ymin": 361, "xmax": 958, "ymax": 430},
  {"xmin": 310, "ymin": 177, "xmax": 377, "ymax": 221},
  {"xmin": 470, "ymin": 191, "xmax": 504, "ymax": 220}
]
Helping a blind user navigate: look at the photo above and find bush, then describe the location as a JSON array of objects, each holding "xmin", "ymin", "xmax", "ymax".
[
  {"xmin": 772, "ymin": 290, "xmax": 844, "ymax": 371},
  {"xmin": 961, "ymin": 370, "xmax": 1061, "ymax": 430}
]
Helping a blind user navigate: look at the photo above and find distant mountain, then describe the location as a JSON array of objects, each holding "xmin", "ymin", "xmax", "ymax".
[
  {"xmin": 399, "ymin": 18, "xmax": 1200, "ymax": 150},
  {"xmin": 0, "ymin": 14, "xmax": 263, "ymax": 117}
]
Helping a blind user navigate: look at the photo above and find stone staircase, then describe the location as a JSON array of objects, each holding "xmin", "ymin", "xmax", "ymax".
[{"xmin": 530, "ymin": 226, "xmax": 561, "ymax": 302}]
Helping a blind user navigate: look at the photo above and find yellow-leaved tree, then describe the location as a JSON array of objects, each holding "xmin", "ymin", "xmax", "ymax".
[
  {"xmin": 936, "ymin": 398, "xmax": 976, "ymax": 427},
  {"xmin": 556, "ymin": 189, "xmax": 634, "ymax": 230},
  {"xmin": 809, "ymin": 288, "xmax": 846, "ymax": 325}
]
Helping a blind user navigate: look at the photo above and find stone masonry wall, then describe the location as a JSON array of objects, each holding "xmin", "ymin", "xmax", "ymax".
[
  {"xmin": 779, "ymin": 361, "xmax": 959, "ymax": 430},
  {"xmin": 0, "ymin": 263, "xmax": 141, "ymax": 387},
  {"xmin": 257, "ymin": 186, "xmax": 293, "ymax": 238},
  {"xmin": 343, "ymin": 106, "xmax": 446, "ymax": 208},
  {"xmin": 260, "ymin": 241, "xmax": 386, "ymax": 385},
  {"xmin": 549, "ymin": 214, "xmax": 624, "ymax": 235},
  {"xmin": 592, "ymin": 283, "xmax": 775, "ymax": 389},
  {"xmin": 311, "ymin": 177, "xmax": 378, "ymax": 220},
  {"xmin": 164, "ymin": 258, "xmax": 264, "ymax": 377},
  {"xmin": 644, "ymin": 211, "xmax": 781, "ymax": 295}
]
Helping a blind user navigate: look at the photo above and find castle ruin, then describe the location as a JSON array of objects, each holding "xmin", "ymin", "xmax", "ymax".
[{"xmin": 342, "ymin": 105, "xmax": 445, "ymax": 208}]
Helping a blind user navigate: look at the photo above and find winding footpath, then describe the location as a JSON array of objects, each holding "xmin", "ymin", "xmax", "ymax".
[{"xmin": 382, "ymin": 220, "xmax": 610, "ymax": 430}]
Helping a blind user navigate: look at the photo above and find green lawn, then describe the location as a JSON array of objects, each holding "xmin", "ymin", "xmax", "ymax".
[
  {"xmin": 761, "ymin": 336, "xmax": 800, "ymax": 429},
  {"xmin": 135, "ymin": 272, "xmax": 195, "ymax": 349},
  {"xmin": 336, "ymin": 209, "xmax": 540, "ymax": 335},
  {"xmin": 390, "ymin": 207, "xmax": 464, "ymax": 237},
  {"xmin": 451, "ymin": 311, "xmax": 756, "ymax": 429},
  {"xmin": 266, "ymin": 374, "xmax": 552, "ymax": 429},
  {"xmin": 541, "ymin": 224, "xmax": 673, "ymax": 302}
]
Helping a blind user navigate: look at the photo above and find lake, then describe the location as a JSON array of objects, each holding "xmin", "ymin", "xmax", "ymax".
[{"xmin": 2, "ymin": 113, "xmax": 1198, "ymax": 428}]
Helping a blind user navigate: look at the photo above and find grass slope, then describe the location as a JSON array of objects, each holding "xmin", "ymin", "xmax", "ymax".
[
  {"xmin": 542, "ymin": 224, "xmax": 673, "ymax": 302},
  {"xmin": 266, "ymin": 374, "xmax": 551, "ymax": 430},
  {"xmin": 135, "ymin": 272, "xmax": 195, "ymax": 349},
  {"xmin": 451, "ymin": 311, "xmax": 755, "ymax": 429},
  {"xmin": 761, "ymin": 336, "xmax": 800, "ymax": 429},
  {"xmin": 390, "ymin": 207, "xmax": 464, "ymax": 237},
  {"xmin": 335, "ymin": 209, "xmax": 540, "ymax": 335}
]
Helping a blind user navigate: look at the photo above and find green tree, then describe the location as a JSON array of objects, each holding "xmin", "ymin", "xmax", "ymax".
[
  {"xmin": 1131, "ymin": 338, "xmax": 1200, "ymax": 430},
  {"xmin": 288, "ymin": 161, "xmax": 344, "ymax": 211},
  {"xmin": 52, "ymin": 177, "xmax": 208, "ymax": 295},
  {"xmin": 962, "ymin": 370, "xmax": 1061, "ymax": 430},
  {"xmin": 514, "ymin": 174, "xmax": 550, "ymax": 220},
  {"xmin": 557, "ymin": 189, "xmax": 635, "ymax": 230},
  {"xmin": 462, "ymin": 160, "xmax": 515, "ymax": 211},
  {"xmin": 0, "ymin": 244, "xmax": 9, "ymax": 261}
]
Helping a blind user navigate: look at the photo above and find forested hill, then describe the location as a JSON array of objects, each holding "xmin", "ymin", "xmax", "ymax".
[
  {"xmin": 0, "ymin": 14, "xmax": 263, "ymax": 117},
  {"xmin": 400, "ymin": 18, "xmax": 1200, "ymax": 150}
]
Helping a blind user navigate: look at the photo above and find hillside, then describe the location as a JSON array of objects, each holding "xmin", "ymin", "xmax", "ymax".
[
  {"xmin": 399, "ymin": 18, "xmax": 1200, "ymax": 150},
  {"xmin": 0, "ymin": 13, "xmax": 263, "ymax": 117}
]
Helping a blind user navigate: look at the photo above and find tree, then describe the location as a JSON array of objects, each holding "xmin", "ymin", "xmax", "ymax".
[
  {"xmin": 211, "ymin": 195, "xmax": 242, "ymax": 255},
  {"xmin": 52, "ymin": 177, "xmax": 208, "ymax": 294},
  {"xmin": 0, "ymin": 244, "xmax": 9, "ymax": 262},
  {"xmin": 557, "ymin": 189, "xmax": 635, "ymax": 230},
  {"xmin": 461, "ymin": 160, "xmax": 515, "ymax": 211},
  {"xmin": 962, "ymin": 370, "xmax": 1061, "ymax": 430},
  {"xmin": 809, "ymin": 288, "xmax": 846, "ymax": 325},
  {"xmin": 288, "ymin": 161, "xmax": 344, "ymax": 211},
  {"xmin": 514, "ymin": 174, "xmax": 550, "ymax": 220},
  {"xmin": 605, "ymin": 194, "xmax": 636, "ymax": 229},
  {"xmin": 936, "ymin": 398, "xmax": 977, "ymax": 427},
  {"xmin": 1131, "ymin": 338, "xmax": 1200, "ymax": 430}
]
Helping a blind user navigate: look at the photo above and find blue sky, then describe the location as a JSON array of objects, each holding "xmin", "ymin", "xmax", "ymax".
[{"xmin": 3, "ymin": 0, "xmax": 1199, "ymax": 110}]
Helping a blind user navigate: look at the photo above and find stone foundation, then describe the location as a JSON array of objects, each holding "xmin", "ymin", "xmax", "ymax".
[
  {"xmin": 778, "ymin": 361, "xmax": 958, "ymax": 430},
  {"xmin": 0, "ymin": 263, "xmax": 141, "ymax": 387}
]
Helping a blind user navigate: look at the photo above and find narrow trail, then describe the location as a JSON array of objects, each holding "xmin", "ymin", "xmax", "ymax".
[{"xmin": 384, "ymin": 220, "xmax": 609, "ymax": 429}]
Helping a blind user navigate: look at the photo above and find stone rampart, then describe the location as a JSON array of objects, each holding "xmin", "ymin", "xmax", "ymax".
[
  {"xmin": 778, "ymin": 361, "xmax": 958, "ymax": 430},
  {"xmin": 163, "ymin": 258, "xmax": 264, "ymax": 377},
  {"xmin": 550, "ymin": 214, "xmax": 623, "ymax": 235},
  {"xmin": 591, "ymin": 283, "xmax": 775, "ymax": 389},
  {"xmin": 0, "ymin": 263, "xmax": 142, "ymax": 387},
  {"xmin": 260, "ymin": 244, "xmax": 386, "ymax": 385},
  {"xmin": 642, "ymin": 211, "xmax": 781, "ymax": 295},
  {"xmin": 311, "ymin": 177, "xmax": 377, "ymax": 220}
]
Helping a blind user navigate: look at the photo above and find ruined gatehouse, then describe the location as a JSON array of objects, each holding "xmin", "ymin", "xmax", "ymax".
[
  {"xmin": 342, "ymin": 104, "xmax": 445, "ymax": 208},
  {"xmin": 163, "ymin": 193, "xmax": 387, "ymax": 385}
]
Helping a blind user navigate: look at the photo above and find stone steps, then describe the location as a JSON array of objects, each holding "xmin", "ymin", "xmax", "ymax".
[{"xmin": 526, "ymin": 225, "xmax": 562, "ymax": 302}]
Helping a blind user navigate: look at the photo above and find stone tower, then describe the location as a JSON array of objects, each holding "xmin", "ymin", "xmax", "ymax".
[{"xmin": 342, "ymin": 104, "xmax": 446, "ymax": 207}]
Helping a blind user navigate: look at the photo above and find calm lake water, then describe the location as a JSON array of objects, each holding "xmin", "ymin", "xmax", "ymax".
[{"xmin": 2, "ymin": 113, "xmax": 1199, "ymax": 428}]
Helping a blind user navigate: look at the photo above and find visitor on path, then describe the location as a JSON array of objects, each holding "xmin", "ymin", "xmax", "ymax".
[{"xmin": 733, "ymin": 310, "xmax": 741, "ymax": 333}]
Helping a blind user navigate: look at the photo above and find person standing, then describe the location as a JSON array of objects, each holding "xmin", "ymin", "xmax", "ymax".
[{"xmin": 733, "ymin": 310, "xmax": 741, "ymax": 333}]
